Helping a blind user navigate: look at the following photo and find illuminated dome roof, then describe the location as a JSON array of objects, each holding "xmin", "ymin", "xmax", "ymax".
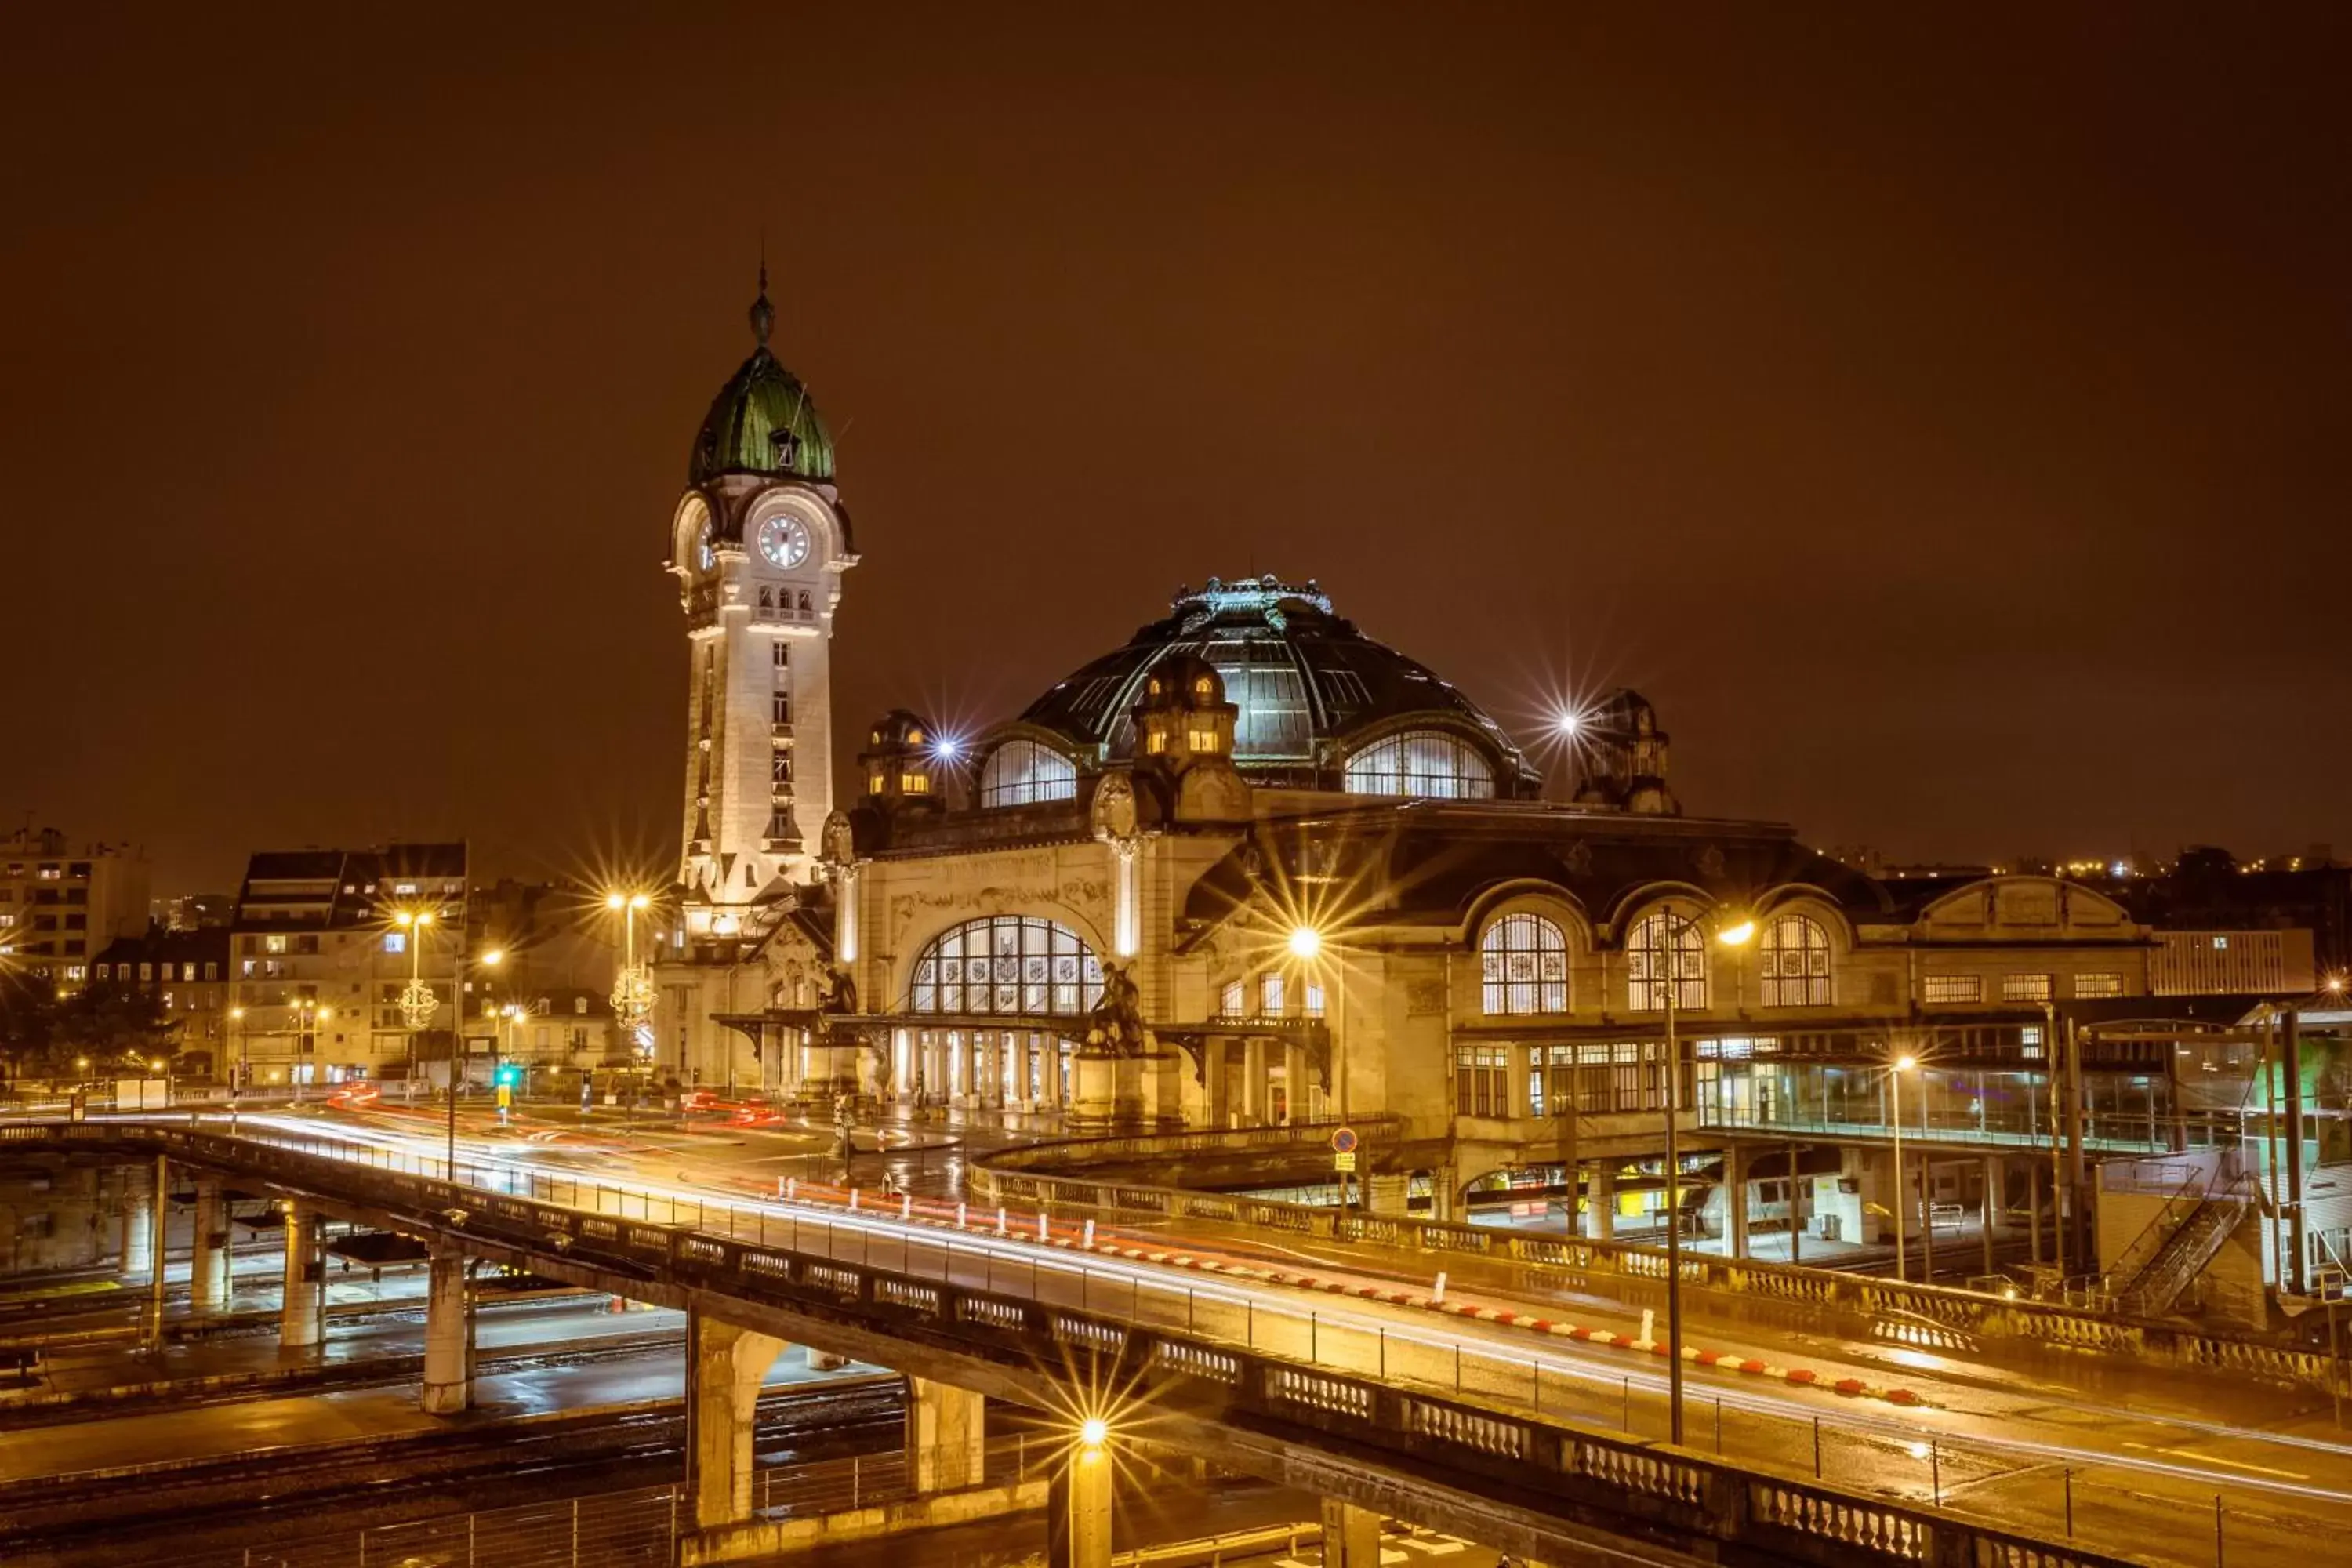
[
  {"xmin": 688, "ymin": 275, "xmax": 835, "ymax": 486},
  {"xmin": 1017, "ymin": 575, "xmax": 1541, "ymax": 794}
]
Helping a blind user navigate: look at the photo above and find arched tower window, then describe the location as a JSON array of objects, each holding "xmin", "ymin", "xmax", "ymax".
[
  {"xmin": 979, "ymin": 740, "xmax": 1079, "ymax": 808},
  {"xmin": 1759, "ymin": 913, "xmax": 1831, "ymax": 1007},
  {"xmin": 1343, "ymin": 731, "xmax": 1494, "ymax": 800},
  {"xmin": 1626, "ymin": 910, "xmax": 1705, "ymax": 1012},
  {"xmin": 1481, "ymin": 913, "xmax": 1568, "ymax": 1014},
  {"xmin": 909, "ymin": 916, "xmax": 1103, "ymax": 1016}
]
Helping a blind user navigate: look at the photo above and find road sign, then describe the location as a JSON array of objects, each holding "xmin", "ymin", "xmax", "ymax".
[
  {"xmin": 1333, "ymin": 1151, "xmax": 1357, "ymax": 1172},
  {"xmin": 1330, "ymin": 1126, "xmax": 1359, "ymax": 1155}
]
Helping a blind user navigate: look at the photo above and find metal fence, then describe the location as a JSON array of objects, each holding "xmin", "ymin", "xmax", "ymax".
[{"xmin": 181, "ymin": 1439, "xmax": 1043, "ymax": 1568}]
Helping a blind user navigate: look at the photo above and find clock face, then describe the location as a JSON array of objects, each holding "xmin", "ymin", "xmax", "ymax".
[{"xmin": 758, "ymin": 515, "xmax": 811, "ymax": 569}]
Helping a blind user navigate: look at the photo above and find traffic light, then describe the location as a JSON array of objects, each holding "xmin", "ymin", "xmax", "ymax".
[{"xmin": 494, "ymin": 1062, "xmax": 524, "ymax": 1089}]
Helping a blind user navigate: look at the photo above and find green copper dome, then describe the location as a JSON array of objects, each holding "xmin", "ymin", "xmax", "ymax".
[{"xmin": 688, "ymin": 281, "xmax": 836, "ymax": 485}]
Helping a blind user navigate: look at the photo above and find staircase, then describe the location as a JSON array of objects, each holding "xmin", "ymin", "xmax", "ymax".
[{"xmin": 2114, "ymin": 1192, "xmax": 2249, "ymax": 1318}]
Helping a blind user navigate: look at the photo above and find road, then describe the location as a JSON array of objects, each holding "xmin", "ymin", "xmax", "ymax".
[{"xmin": 168, "ymin": 1104, "xmax": 2352, "ymax": 1566}]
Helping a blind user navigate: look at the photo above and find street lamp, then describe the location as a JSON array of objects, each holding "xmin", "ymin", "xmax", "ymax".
[
  {"xmin": 606, "ymin": 892, "xmax": 656, "ymax": 1087},
  {"xmin": 1653, "ymin": 908, "xmax": 1755, "ymax": 1447},
  {"xmin": 1889, "ymin": 1052, "xmax": 1919, "ymax": 1283},
  {"xmin": 228, "ymin": 1006, "xmax": 248, "ymax": 1093},
  {"xmin": 392, "ymin": 911, "xmax": 440, "ymax": 1085}
]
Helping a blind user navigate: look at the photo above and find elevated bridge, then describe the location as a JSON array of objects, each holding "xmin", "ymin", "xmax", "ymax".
[{"xmin": 4, "ymin": 1121, "xmax": 2138, "ymax": 1568}]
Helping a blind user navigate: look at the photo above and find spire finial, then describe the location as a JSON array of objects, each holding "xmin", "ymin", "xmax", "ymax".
[{"xmin": 750, "ymin": 240, "xmax": 774, "ymax": 348}]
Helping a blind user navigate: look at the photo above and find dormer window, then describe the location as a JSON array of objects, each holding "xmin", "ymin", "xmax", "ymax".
[
  {"xmin": 1188, "ymin": 728, "xmax": 1221, "ymax": 753},
  {"xmin": 1194, "ymin": 677, "xmax": 1213, "ymax": 698}
]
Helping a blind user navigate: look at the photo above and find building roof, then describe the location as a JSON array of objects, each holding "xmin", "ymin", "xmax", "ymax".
[
  {"xmin": 688, "ymin": 279, "xmax": 835, "ymax": 485},
  {"xmin": 234, "ymin": 843, "xmax": 468, "ymax": 931},
  {"xmin": 1013, "ymin": 576, "xmax": 1542, "ymax": 793},
  {"xmin": 93, "ymin": 927, "xmax": 230, "ymax": 971}
]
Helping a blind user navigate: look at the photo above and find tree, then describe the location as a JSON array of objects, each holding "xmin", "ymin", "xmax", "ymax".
[{"xmin": 53, "ymin": 985, "xmax": 172, "ymax": 1072}]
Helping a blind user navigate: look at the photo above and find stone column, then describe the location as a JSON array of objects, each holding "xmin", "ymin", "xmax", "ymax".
[
  {"xmin": 1206, "ymin": 1041, "xmax": 1229, "ymax": 1127},
  {"xmin": 1430, "ymin": 1164, "xmax": 1459, "ymax": 1225},
  {"xmin": 1071, "ymin": 1054, "xmax": 1115, "ymax": 1127},
  {"xmin": 1048, "ymin": 1433, "xmax": 1114, "ymax": 1568},
  {"xmin": 421, "ymin": 1250, "xmax": 471, "ymax": 1415},
  {"xmin": 119, "ymin": 1160, "xmax": 155, "ymax": 1283},
  {"xmin": 1283, "ymin": 1042, "xmax": 1308, "ymax": 1123},
  {"xmin": 1366, "ymin": 1173, "xmax": 1410, "ymax": 1217},
  {"xmin": 1586, "ymin": 1167, "xmax": 1615, "ymax": 1240},
  {"xmin": 691, "ymin": 1316, "xmax": 786, "ymax": 1530},
  {"xmin": 190, "ymin": 1175, "xmax": 229, "ymax": 1315},
  {"xmin": 1319, "ymin": 1500, "xmax": 1383, "ymax": 1566},
  {"xmin": 279, "ymin": 1203, "xmax": 323, "ymax": 1351},
  {"xmin": 1726, "ymin": 1144, "xmax": 1749, "ymax": 1259},
  {"xmin": 907, "ymin": 1377, "xmax": 985, "ymax": 1492},
  {"xmin": 1243, "ymin": 1038, "xmax": 1267, "ymax": 1123}
]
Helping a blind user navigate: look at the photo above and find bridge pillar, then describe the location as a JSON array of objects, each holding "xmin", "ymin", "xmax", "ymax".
[
  {"xmin": 1726, "ymin": 1143, "xmax": 1749, "ymax": 1258},
  {"xmin": 190, "ymin": 1175, "xmax": 230, "ymax": 1314},
  {"xmin": 1319, "ymin": 1499, "xmax": 1382, "ymax": 1564},
  {"xmin": 421, "ymin": 1250, "xmax": 472, "ymax": 1415},
  {"xmin": 907, "ymin": 1376, "xmax": 985, "ymax": 1491},
  {"xmin": 1047, "ymin": 1432, "xmax": 1113, "ymax": 1568},
  {"xmin": 118, "ymin": 1160, "xmax": 156, "ymax": 1282},
  {"xmin": 1366, "ymin": 1173, "xmax": 1410, "ymax": 1216},
  {"xmin": 279, "ymin": 1202, "xmax": 324, "ymax": 1351},
  {"xmin": 691, "ymin": 1316, "xmax": 787, "ymax": 1529},
  {"xmin": 1982, "ymin": 1155, "xmax": 2002, "ymax": 1276},
  {"xmin": 1584, "ymin": 1167, "xmax": 1614, "ymax": 1240}
]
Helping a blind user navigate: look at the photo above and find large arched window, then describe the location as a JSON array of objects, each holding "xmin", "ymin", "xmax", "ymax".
[
  {"xmin": 1343, "ymin": 731, "xmax": 1494, "ymax": 800},
  {"xmin": 1626, "ymin": 910, "xmax": 1705, "ymax": 1012},
  {"xmin": 979, "ymin": 740, "xmax": 1078, "ymax": 808},
  {"xmin": 1759, "ymin": 913, "xmax": 1831, "ymax": 1007},
  {"xmin": 909, "ymin": 916, "xmax": 1103, "ymax": 1016},
  {"xmin": 1481, "ymin": 913, "xmax": 1568, "ymax": 1014}
]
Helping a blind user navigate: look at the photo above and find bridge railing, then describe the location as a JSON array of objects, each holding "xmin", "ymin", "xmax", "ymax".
[
  {"xmin": 965, "ymin": 1123, "xmax": 2342, "ymax": 1393},
  {"xmin": 3, "ymin": 1122, "xmax": 2169, "ymax": 1566}
]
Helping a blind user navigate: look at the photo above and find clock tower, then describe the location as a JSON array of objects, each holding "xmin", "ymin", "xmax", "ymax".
[{"xmin": 668, "ymin": 272, "xmax": 856, "ymax": 935}]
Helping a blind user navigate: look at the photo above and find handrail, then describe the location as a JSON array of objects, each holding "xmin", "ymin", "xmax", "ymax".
[
  {"xmin": 977, "ymin": 1115, "xmax": 1407, "ymax": 1175},
  {"xmin": 2, "ymin": 1121, "xmax": 2140, "ymax": 1568},
  {"xmin": 2106, "ymin": 1163, "xmax": 2214, "ymax": 1293}
]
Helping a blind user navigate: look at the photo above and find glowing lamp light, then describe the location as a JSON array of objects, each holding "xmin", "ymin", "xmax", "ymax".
[
  {"xmin": 481, "ymin": 949, "xmax": 504, "ymax": 968},
  {"xmin": 631, "ymin": 894, "xmax": 650, "ymax": 911},
  {"xmin": 1716, "ymin": 919, "xmax": 1756, "ymax": 948},
  {"xmin": 1287, "ymin": 926, "xmax": 1323, "ymax": 961},
  {"xmin": 1079, "ymin": 1417, "xmax": 1109, "ymax": 1450},
  {"xmin": 1553, "ymin": 710, "xmax": 1582, "ymax": 737},
  {"xmin": 933, "ymin": 735, "xmax": 961, "ymax": 760},
  {"xmin": 1894, "ymin": 1054, "xmax": 1918, "ymax": 1073}
]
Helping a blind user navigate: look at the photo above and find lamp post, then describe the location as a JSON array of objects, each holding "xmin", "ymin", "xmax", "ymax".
[
  {"xmin": 1653, "ymin": 909, "xmax": 1753, "ymax": 1447},
  {"xmin": 1889, "ymin": 1053, "xmax": 1919, "ymax": 1283},
  {"xmin": 607, "ymin": 892, "xmax": 655, "ymax": 1103},
  {"xmin": 229, "ymin": 1006, "xmax": 248, "ymax": 1094}
]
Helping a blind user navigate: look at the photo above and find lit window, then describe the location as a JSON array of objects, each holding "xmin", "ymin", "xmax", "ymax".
[
  {"xmin": 64, "ymin": 964, "xmax": 84, "ymax": 981},
  {"xmin": 869, "ymin": 775, "xmax": 884, "ymax": 794},
  {"xmin": 1626, "ymin": 911, "xmax": 1704, "ymax": 1012},
  {"xmin": 2074, "ymin": 972, "xmax": 2123, "ymax": 999},
  {"xmin": 1343, "ymin": 731, "xmax": 1494, "ymax": 800},
  {"xmin": 1220, "ymin": 979, "xmax": 1244, "ymax": 1018},
  {"xmin": 900, "ymin": 773, "xmax": 929, "ymax": 794},
  {"xmin": 772, "ymin": 642, "xmax": 790, "ymax": 668},
  {"xmin": 139, "ymin": 963, "xmax": 154, "ymax": 981},
  {"xmin": 1305, "ymin": 982, "xmax": 1325, "ymax": 1018},
  {"xmin": 1188, "ymin": 728, "xmax": 1221, "ymax": 753},
  {"xmin": 182, "ymin": 964, "xmax": 196, "ymax": 982},
  {"xmin": 96, "ymin": 964, "xmax": 111, "ymax": 980},
  {"xmin": 2212, "ymin": 935, "xmax": 2230, "ymax": 950},
  {"xmin": 1922, "ymin": 974, "xmax": 1983, "ymax": 1004},
  {"xmin": 1261, "ymin": 972, "xmax": 1286, "ymax": 1015},
  {"xmin": 2002, "ymin": 973, "xmax": 2053, "ymax": 1003},
  {"xmin": 771, "ymin": 750, "xmax": 793, "ymax": 785},
  {"xmin": 1146, "ymin": 731, "xmax": 1168, "ymax": 755},
  {"xmin": 908, "ymin": 916, "xmax": 1104, "ymax": 1017},
  {"xmin": 383, "ymin": 932, "xmax": 406, "ymax": 954},
  {"xmin": 394, "ymin": 882, "xmax": 419, "ymax": 895},
  {"xmin": 1454, "ymin": 1045, "xmax": 1510, "ymax": 1117},
  {"xmin": 1758, "ymin": 915, "xmax": 1832, "ymax": 1007},
  {"xmin": 979, "ymin": 740, "xmax": 1078, "ymax": 808},
  {"xmin": 264, "ymin": 933, "xmax": 288, "ymax": 955},
  {"xmin": 1480, "ymin": 913, "xmax": 1568, "ymax": 1014}
]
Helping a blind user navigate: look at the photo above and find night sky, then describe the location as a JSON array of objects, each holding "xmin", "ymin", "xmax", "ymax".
[{"xmin": 7, "ymin": 6, "xmax": 2347, "ymax": 896}]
